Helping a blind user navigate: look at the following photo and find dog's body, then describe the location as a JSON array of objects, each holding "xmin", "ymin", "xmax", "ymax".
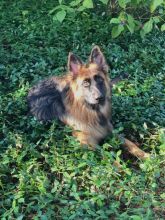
[
  {"xmin": 28, "ymin": 46, "xmax": 150, "ymax": 158},
  {"xmin": 28, "ymin": 46, "xmax": 113, "ymax": 146}
]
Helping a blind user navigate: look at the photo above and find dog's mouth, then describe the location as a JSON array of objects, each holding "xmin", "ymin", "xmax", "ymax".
[
  {"xmin": 91, "ymin": 97, "xmax": 105, "ymax": 105},
  {"xmin": 98, "ymin": 97, "xmax": 105, "ymax": 105},
  {"xmin": 85, "ymin": 97, "xmax": 105, "ymax": 110}
]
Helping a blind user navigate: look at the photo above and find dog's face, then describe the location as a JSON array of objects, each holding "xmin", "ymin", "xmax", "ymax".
[
  {"xmin": 68, "ymin": 46, "xmax": 110, "ymax": 107},
  {"xmin": 75, "ymin": 65, "xmax": 108, "ymax": 106}
]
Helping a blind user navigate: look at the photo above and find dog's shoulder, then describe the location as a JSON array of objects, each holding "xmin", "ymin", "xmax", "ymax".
[{"xmin": 27, "ymin": 76, "xmax": 69, "ymax": 121}]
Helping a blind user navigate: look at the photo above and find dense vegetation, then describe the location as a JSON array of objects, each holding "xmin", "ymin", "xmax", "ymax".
[
  {"xmin": 0, "ymin": 0, "xmax": 165, "ymax": 219},
  {"xmin": 50, "ymin": 0, "xmax": 165, "ymax": 38}
]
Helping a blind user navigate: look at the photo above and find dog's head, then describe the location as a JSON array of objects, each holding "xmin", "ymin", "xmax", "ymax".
[{"xmin": 68, "ymin": 46, "xmax": 110, "ymax": 107}]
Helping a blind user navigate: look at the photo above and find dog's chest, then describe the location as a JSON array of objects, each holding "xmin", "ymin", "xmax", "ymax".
[{"xmin": 63, "ymin": 104, "xmax": 111, "ymax": 140}]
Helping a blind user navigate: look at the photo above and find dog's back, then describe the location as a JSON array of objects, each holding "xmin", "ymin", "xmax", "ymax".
[{"xmin": 27, "ymin": 77, "xmax": 67, "ymax": 121}]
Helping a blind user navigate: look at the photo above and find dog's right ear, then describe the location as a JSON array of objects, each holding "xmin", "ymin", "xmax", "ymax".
[{"xmin": 68, "ymin": 52, "xmax": 82, "ymax": 76}]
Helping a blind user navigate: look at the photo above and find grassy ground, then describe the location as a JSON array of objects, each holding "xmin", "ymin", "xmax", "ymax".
[{"xmin": 0, "ymin": 0, "xmax": 165, "ymax": 219}]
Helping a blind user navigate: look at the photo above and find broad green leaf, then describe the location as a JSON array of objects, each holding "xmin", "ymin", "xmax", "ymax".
[
  {"xmin": 70, "ymin": 0, "xmax": 82, "ymax": 7},
  {"xmin": 160, "ymin": 193, "xmax": 165, "ymax": 199},
  {"xmin": 152, "ymin": 16, "xmax": 160, "ymax": 23},
  {"xmin": 58, "ymin": 0, "xmax": 63, "ymax": 4},
  {"xmin": 49, "ymin": 5, "xmax": 65, "ymax": 14},
  {"xmin": 77, "ymin": 5, "xmax": 86, "ymax": 11},
  {"xmin": 127, "ymin": 14, "xmax": 135, "ymax": 33},
  {"xmin": 83, "ymin": 0, "xmax": 94, "ymax": 8},
  {"xmin": 161, "ymin": 23, "xmax": 165, "ymax": 31},
  {"xmin": 22, "ymin": 10, "xmax": 28, "ymax": 16},
  {"xmin": 159, "ymin": 129, "xmax": 165, "ymax": 143},
  {"xmin": 159, "ymin": 8, "xmax": 164, "ymax": 14},
  {"xmin": 119, "ymin": 11, "xmax": 126, "ymax": 20},
  {"xmin": 118, "ymin": 0, "xmax": 130, "ymax": 9},
  {"xmin": 49, "ymin": 7, "xmax": 58, "ymax": 15},
  {"xmin": 18, "ymin": 198, "xmax": 24, "ymax": 203},
  {"xmin": 77, "ymin": 162, "xmax": 87, "ymax": 168},
  {"xmin": 16, "ymin": 215, "xmax": 24, "ymax": 220},
  {"xmin": 140, "ymin": 29, "xmax": 145, "ymax": 38},
  {"xmin": 150, "ymin": 0, "xmax": 163, "ymax": 13},
  {"xmin": 41, "ymin": 215, "xmax": 48, "ymax": 220},
  {"xmin": 130, "ymin": 215, "xmax": 142, "ymax": 220},
  {"xmin": 49, "ymin": 5, "xmax": 74, "ymax": 14},
  {"xmin": 55, "ymin": 10, "xmax": 66, "ymax": 23},
  {"xmin": 141, "ymin": 18, "xmax": 153, "ymax": 37},
  {"xmin": 116, "ymin": 150, "xmax": 122, "ymax": 157},
  {"xmin": 118, "ymin": 0, "xmax": 126, "ymax": 8},
  {"xmin": 110, "ymin": 18, "xmax": 120, "ymax": 24},
  {"xmin": 111, "ymin": 25, "xmax": 124, "ymax": 38}
]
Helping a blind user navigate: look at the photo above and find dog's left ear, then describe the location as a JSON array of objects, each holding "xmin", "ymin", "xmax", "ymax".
[{"xmin": 89, "ymin": 46, "xmax": 109, "ymax": 73}]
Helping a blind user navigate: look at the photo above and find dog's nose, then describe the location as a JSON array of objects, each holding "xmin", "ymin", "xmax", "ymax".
[
  {"xmin": 92, "ymin": 89, "xmax": 104, "ymax": 102},
  {"xmin": 96, "ymin": 95, "xmax": 104, "ymax": 101}
]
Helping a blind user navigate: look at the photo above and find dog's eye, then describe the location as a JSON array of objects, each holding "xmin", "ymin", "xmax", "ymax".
[
  {"xmin": 83, "ymin": 79, "xmax": 91, "ymax": 87},
  {"xmin": 94, "ymin": 75, "xmax": 104, "ymax": 83}
]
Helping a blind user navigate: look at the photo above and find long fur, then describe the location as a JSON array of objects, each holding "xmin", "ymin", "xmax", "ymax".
[
  {"xmin": 28, "ymin": 66, "xmax": 112, "ymax": 146},
  {"xmin": 27, "ymin": 46, "xmax": 150, "ymax": 159}
]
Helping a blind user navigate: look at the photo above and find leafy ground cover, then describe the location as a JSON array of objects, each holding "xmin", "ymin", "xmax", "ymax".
[{"xmin": 0, "ymin": 0, "xmax": 165, "ymax": 219}]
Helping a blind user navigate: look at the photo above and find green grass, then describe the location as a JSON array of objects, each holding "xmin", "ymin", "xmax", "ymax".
[{"xmin": 0, "ymin": 0, "xmax": 165, "ymax": 219}]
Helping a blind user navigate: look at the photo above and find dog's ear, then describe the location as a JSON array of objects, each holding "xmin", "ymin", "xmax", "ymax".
[
  {"xmin": 89, "ymin": 46, "xmax": 109, "ymax": 73},
  {"xmin": 68, "ymin": 52, "xmax": 82, "ymax": 75}
]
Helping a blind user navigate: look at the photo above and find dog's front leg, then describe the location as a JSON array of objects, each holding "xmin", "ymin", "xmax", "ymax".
[{"xmin": 72, "ymin": 130, "xmax": 98, "ymax": 149}]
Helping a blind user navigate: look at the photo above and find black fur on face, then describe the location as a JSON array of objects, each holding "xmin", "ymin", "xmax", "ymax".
[
  {"xmin": 82, "ymin": 74, "xmax": 106, "ymax": 108},
  {"xmin": 94, "ymin": 74, "xmax": 106, "ymax": 104}
]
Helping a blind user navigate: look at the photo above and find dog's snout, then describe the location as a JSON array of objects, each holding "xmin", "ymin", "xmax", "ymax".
[
  {"xmin": 95, "ymin": 95, "xmax": 104, "ymax": 101},
  {"xmin": 92, "ymin": 91, "xmax": 101, "ymax": 100}
]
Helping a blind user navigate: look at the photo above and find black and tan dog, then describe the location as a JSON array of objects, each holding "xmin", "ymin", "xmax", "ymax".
[{"xmin": 27, "ymin": 46, "xmax": 149, "ymax": 159}]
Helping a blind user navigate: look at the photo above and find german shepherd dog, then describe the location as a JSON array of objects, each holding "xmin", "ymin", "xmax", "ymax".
[{"xmin": 27, "ymin": 46, "xmax": 150, "ymax": 159}]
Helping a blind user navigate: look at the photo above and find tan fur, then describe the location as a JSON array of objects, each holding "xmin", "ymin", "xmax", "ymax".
[
  {"xmin": 55, "ymin": 64, "xmax": 112, "ymax": 146},
  {"xmin": 28, "ymin": 46, "xmax": 150, "ymax": 159}
]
